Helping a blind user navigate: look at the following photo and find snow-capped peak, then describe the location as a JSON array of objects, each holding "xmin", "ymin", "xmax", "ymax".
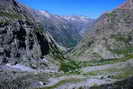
[
  {"xmin": 62, "ymin": 16, "xmax": 90, "ymax": 22},
  {"xmin": 39, "ymin": 10, "xmax": 51, "ymax": 18}
]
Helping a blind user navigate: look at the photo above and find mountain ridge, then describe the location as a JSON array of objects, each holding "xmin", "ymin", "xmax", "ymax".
[
  {"xmin": 72, "ymin": 0, "xmax": 133, "ymax": 61},
  {"xmin": 32, "ymin": 10, "xmax": 94, "ymax": 48},
  {"xmin": 0, "ymin": 0, "xmax": 133, "ymax": 89}
]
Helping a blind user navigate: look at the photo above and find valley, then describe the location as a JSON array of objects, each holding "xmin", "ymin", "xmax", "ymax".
[{"xmin": 0, "ymin": 0, "xmax": 133, "ymax": 89}]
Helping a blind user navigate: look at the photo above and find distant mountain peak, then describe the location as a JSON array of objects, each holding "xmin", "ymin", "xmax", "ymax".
[
  {"xmin": 62, "ymin": 16, "xmax": 92, "ymax": 22},
  {"xmin": 33, "ymin": 10, "xmax": 94, "ymax": 48},
  {"xmin": 38, "ymin": 10, "xmax": 52, "ymax": 18}
]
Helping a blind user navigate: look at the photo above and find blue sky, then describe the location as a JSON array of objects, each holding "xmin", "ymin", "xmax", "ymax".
[{"xmin": 18, "ymin": 0, "xmax": 125, "ymax": 18}]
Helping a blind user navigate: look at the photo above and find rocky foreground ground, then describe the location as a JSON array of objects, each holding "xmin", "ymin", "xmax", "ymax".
[{"xmin": 0, "ymin": 56, "xmax": 133, "ymax": 89}]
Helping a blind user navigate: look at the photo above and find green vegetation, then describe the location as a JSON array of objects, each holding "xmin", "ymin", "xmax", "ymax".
[
  {"xmin": 106, "ymin": 12, "xmax": 114, "ymax": 17},
  {"xmin": 83, "ymin": 71, "xmax": 98, "ymax": 76},
  {"xmin": 110, "ymin": 47, "xmax": 133, "ymax": 56},
  {"xmin": 60, "ymin": 60, "xmax": 81, "ymax": 73},
  {"xmin": 112, "ymin": 68, "xmax": 133, "ymax": 79},
  {"xmin": 83, "ymin": 67, "xmax": 118, "ymax": 77},
  {"xmin": 35, "ymin": 24, "xmax": 45, "ymax": 33},
  {"xmin": 59, "ymin": 54, "xmax": 133, "ymax": 74},
  {"xmin": 80, "ymin": 54, "xmax": 133, "ymax": 67},
  {"xmin": 0, "ymin": 11, "xmax": 23, "ymax": 19},
  {"xmin": 49, "ymin": 43, "xmax": 65, "ymax": 62},
  {"xmin": 83, "ymin": 64, "xmax": 133, "ymax": 79},
  {"xmin": 111, "ymin": 34, "xmax": 132, "ymax": 43},
  {"xmin": 72, "ymin": 49, "xmax": 84, "ymax": 56},
  {"xmin": 38, "ymin": 78, "xmax": 83, "ymax": 89},
  {"xmin": 0, "ymin": 20, "xmax": 9, "ymax": 25},
  {"xmin": 110, "ymin": 33, "xmax": 133, "ymax": 56},
  {"xmin": 92, "ymin": 83, "xmax": 99, "ymax": 88},
  {"xmin": 106, "ymin": 10, "xmax": 118, "ymax": 18}
]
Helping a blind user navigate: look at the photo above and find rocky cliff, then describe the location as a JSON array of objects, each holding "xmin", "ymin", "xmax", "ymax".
[
  {"xmin": 0, "ymin": 0, "xmax": 64, "ymax": 71},
  {"xmin": 0, "ymin": 0, "xmax": 65, "ymax": 89},
  {"xmin": 0, "ymin": 0, "xmax": 133, "ymax": 89}
]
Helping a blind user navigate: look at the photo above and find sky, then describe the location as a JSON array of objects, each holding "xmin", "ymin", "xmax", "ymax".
[{"xmin": 18, "ymin": 0, "xmax": 125, "ymax": 19}]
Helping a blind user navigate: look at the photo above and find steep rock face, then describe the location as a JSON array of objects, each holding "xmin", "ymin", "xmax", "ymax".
[
  {"xmin": 72, "ymin": 0, "xmax": 133, "ymax": 60},
  {"xmin": 0, "ymin": 1, "xmax": 65, "ymax": 88},
  {"xmin": 0, "ymin": 0, "xmax": 60, "ymax": 68},
  {"xmin": 33, "ymin": 10, "xmax": 94, "ymax": 48}
]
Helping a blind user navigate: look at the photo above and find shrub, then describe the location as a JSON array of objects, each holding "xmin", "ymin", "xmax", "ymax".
[{"xmin": 60, "ymin": 60, "xmax": 81, "ymax": 73}]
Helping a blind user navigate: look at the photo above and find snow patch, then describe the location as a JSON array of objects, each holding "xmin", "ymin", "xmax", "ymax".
[{"xmin": 39, "ymin": 10, "xmax": 51, "ymax": 18}]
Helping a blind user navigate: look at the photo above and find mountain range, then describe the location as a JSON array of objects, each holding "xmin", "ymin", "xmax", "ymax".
[
  {"xmin": 0, "ymin": 0, "xmax": 133, "ymax": 89},
  {"xmin": 32, "ymin": 10, "xmax": 94, "ymax": 48}
]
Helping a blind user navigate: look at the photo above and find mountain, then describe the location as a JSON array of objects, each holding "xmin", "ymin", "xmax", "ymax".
[
  {"xmin": 72, "ymin": 0, "xmax": 133, "ymax": 61},
  {"xmin": 61, "ymin": 16, "xmax": 94, "ymax": 35},
  {"xmin": 0, "ymin": 0, "xmax": 133, "ymax": 89},
  {"xmin": 0, "ymin": 0, "xmax": 63, "ymax": 67},
  {"xmin": 0, "ymin": 0, "xmax": 65, "ymax": 88},
  {"xmin": 32, "ymin": 10, "xmax": 94, "ymax": 48}
]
